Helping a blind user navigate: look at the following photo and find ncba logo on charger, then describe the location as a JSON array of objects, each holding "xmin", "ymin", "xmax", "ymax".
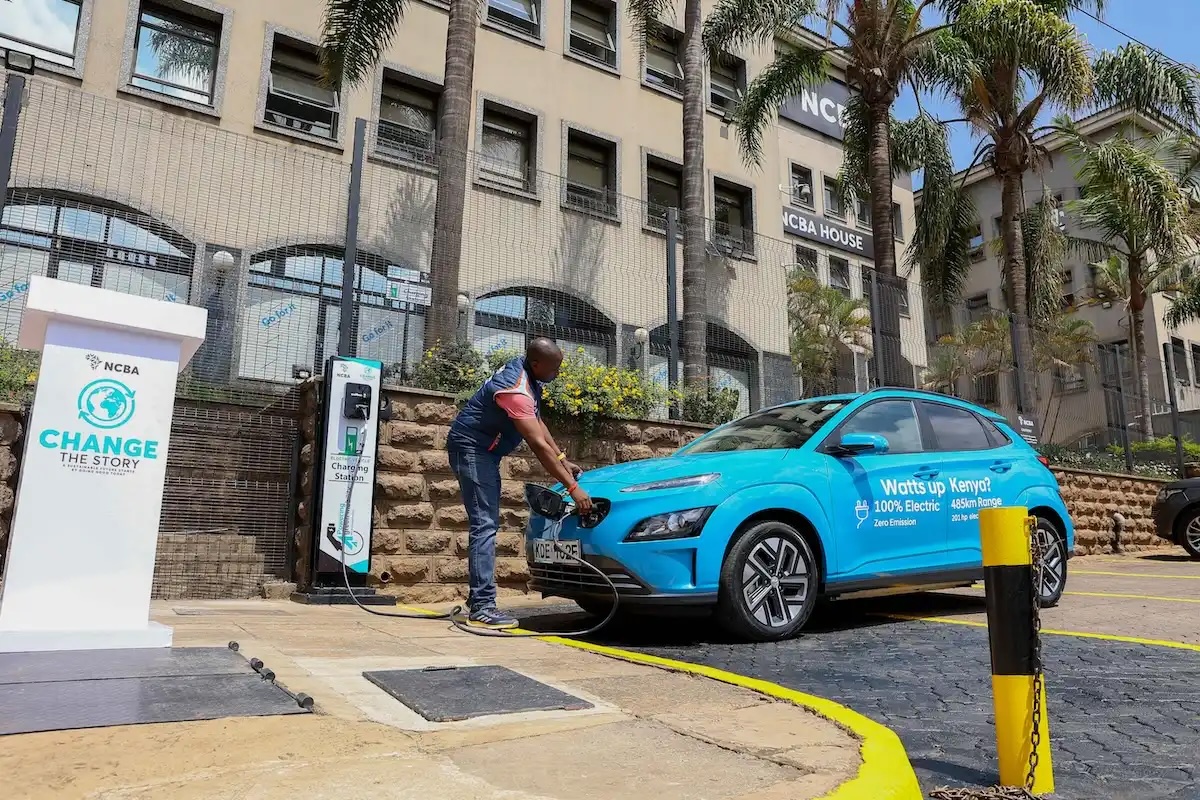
[{"xmin": 36, "ymin": 354, "xmax": 159, "ymax": 477}]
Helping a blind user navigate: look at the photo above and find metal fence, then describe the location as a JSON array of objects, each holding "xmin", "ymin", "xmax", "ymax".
[{"xmin": 0, "ymin": 75, "xmax": 1192, "ymax": 596}]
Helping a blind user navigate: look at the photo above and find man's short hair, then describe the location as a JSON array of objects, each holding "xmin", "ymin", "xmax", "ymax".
[{"xmin": 527, "ymin": 337, "xmax": 562, "ymax": 361}]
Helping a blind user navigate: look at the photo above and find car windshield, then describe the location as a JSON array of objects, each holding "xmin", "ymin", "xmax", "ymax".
[{"xmin": 682, "ymin": 399, "xmax": 850, "ymax": 454}]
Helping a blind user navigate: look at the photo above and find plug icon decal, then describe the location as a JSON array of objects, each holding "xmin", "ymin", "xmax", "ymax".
[{"xmin": 855, "ymin": 500, "xmax": 870, "ymax": 529}]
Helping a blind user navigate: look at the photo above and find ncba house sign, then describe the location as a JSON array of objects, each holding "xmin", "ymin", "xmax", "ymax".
[
  {"xmin": 778, "ymin": 79, "xmax": 852, "ymax": 140},
  {"xmin": 782, "ymin": 207, "xmax": 874, "ymax": 259}
]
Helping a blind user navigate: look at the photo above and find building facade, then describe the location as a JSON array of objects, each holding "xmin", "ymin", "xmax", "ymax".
[
  {"xmin": 0, "ymin": 0, "xmax": 929, "ymax": 414},
  {"xmin": 924, "ymin": 107, "xmax": 1200, "ymax": 446}
]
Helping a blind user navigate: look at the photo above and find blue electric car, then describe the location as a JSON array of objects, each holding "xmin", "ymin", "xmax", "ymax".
[{"xmin": 525, "ymin": 388, "xmax": 1073, "ymax": 641}]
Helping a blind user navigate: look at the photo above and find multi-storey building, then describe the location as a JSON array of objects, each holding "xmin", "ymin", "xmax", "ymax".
[
  {"xmin": 921, "ymin": 106, "xmax": 1200, "ymax": 445},
  {"xmin": 0, "ymin": 0, "xmax": 929, "ymax": 414}
]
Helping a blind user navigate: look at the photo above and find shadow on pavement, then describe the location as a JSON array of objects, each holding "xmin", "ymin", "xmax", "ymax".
[{"xmin": 1136, "ymin": 553, "xmax": 1197, "ymax": 563}]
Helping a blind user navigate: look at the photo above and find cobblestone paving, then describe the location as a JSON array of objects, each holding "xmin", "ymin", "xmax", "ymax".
[{"xmin": 516, "ymin": 596, "xmax": 1200, "ymax": 800}]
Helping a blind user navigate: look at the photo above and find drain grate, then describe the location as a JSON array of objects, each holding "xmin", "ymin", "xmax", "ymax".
[{"xmin": 362, "ymin": 665, "xmax": 592, "ymax": 722}]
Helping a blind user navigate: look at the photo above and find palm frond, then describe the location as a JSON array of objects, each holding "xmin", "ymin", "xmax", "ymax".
[
  {"xmin": 702, "ymin": 0, "xmax": 817, "ymax": 59},
  {"xmin": 320, "ymin": 0, "xmax": 406, "ymax": 88},
  {"xmin": 1165, "ymin": 274, "xmax": 1200, "ymax": 328},
  {"xmin": 732, "ymin": 44, "xmax": 832, "ymax": 166},
  {"xmin": 1093, "ymin": 43, "xmax": 1200, "ymax": 128}
]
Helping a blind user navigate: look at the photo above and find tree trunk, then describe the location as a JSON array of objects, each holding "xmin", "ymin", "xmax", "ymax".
[
  {"xmin": 999, "ymin": 169, "xmax": 1036, "ymax": 413},
  {"xmin": 1129, "ymin": 260, "xmax": 1154, "ymax": 439},
  {"xmin": 865, "ymin": 99, "xmax": 908, "ymax": 386},
  {"xmin": 680, "ymin": 0, "xmax": 707, "ymax": 388},
  {"xmin": 424, "ymin": 0, "xmax": 478, "ymax": 346}
]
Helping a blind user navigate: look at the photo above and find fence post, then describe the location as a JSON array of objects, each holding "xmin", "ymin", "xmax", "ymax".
[
  {"xmin": 338, "ymin": 118, "xmax": 367, "ymax": 357},
  {"xmin": 1115, "ymin": 374, "xmax": 1134, "ymax": 474},
  {"xmin": 980, "ymin": 506, "xmax": 1054, "ymax": 795},
  {"xmin": 1008, "ymin": 311, "xmax": 1027, "ymax": 413},
  {"xmin": 0, "ymin": 73, "xmax": 26, "ymax": 219},
  {"xmin": 1162, "ymin": 342, "xmax": 1187, "ymax": 479},
  {"xmin": 665, "ymin": 207, "xmax": 680, "ymax": 420}
]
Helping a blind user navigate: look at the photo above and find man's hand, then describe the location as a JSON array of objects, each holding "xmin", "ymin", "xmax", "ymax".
[
  {"xmin": 568, "ymin": 484, "xmax": 593, "ymax": 514},
  {"xmin": 563, "ymin": 460, "xmax": 583, "ymax": 479}
]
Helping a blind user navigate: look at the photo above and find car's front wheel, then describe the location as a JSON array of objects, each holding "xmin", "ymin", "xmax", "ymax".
[
  {"xmin": 1034, "ymin": 516, "xmax": 1068, "ymax": 608},
  {"xmin": 716, "ymin": 520, "xmax": 819, "ymax": 642},
  {"xmin": 1174, "ymin": 507, "xmax": 1200, "ymax": 559}
]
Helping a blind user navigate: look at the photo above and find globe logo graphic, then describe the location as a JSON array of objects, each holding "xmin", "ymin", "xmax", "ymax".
[
  {"xmin": 342, "ymin": 530, "xmax": 364, "ymax": 556},
  {"xmin": 77, "ymin": 379, "xmax": 136, "ymax": 429}
]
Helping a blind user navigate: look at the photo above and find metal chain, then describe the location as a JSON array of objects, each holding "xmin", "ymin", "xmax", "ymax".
[{"xmin": 928, "ymin": 518, "xmax": 1047, "ymax": 800}]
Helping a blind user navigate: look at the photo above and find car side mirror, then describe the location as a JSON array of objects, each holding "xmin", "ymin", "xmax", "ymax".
[{"xmin": 835, "ymin": 433, "xmax": 889, "ymax": 456}]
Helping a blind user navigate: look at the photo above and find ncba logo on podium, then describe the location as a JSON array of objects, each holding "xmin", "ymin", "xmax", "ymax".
[{"xmin": 36, "ymin": 352, "xmax": 162, "ymax": 477}]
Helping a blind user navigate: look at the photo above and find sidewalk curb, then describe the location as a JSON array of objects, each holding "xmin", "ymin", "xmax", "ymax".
[{"xmin": 543, "ymin": 636, "xmax": 922, "ymax": 800}]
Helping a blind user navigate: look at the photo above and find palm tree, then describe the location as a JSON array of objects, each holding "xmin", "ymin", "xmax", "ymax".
[
  {"xmin": 1057, "ymin": 121, "xmax": 1200, "ymax": 437},
  {"xmin": 320, "ymin": 0, "xmax": 477, "ymax": 346},
  {"xmin": 922, "ymin": 0, "xmax": 1200, "ymax": 412},
  {"xmin": 625, "ymin": 0, "xmax": 709, "ymax": 387},
  {"xmin": 704, "ymin": 0, "xmax": 964, "ymax": 387},
  {"xmin": 787, "ymin": 271, "xmax": 873, "ymax": 394}
]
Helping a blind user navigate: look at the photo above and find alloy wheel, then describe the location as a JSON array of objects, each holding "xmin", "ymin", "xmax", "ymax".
[
  {"xmin": 1185, "ymin": 515, "xmax": 1200, "ymax": 553},
  {"xmin": 740, "ymin": 535, "xmax": 811, "ymax": 629},
  {"xmin": 1035, "ymin": 526, "xmax": 1065, "ymax": 602}
]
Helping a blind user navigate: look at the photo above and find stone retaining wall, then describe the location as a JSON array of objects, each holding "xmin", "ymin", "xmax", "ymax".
[{"xmin": 1052, "ymin": 468, "xmax": 1172, "ymax": 554}]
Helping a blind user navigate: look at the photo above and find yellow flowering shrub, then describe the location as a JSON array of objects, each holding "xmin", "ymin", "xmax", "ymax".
[{"xmin": 541, "ymin": 349, "xmax": 666, "ymax": 430}]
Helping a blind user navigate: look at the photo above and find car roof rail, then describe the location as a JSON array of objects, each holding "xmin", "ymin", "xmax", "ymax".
[{"xmin": 865, "ymin": 386, "xmax": 1010, "ymax": 419}]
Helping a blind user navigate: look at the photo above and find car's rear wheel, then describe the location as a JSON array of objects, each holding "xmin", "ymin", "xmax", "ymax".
[
  {"xmin": 1173, "ymin": 507, "xmax": 1200, "ymax": 559},
  {"xmin": 1034, "ymin": 516, "xmax": 1067, "ymax": 608},
  {"xmin": 716, "ymin": 520, "xmax": 819, "ymax": 642}
]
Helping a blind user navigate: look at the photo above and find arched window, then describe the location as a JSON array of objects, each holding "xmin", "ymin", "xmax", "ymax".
[
  {"xmin": 0, "ymin": 189, "xmax": 194, "ymax": 343},
  {"xmin": 648, "ymin": 322, "xmax": 758, "ymax": 416},
  {"xmin": 472, "ymin": 286, "xmax": 615, "ymax": 364},
  {"xmin": 242, "ymin": 245, "xmax": 428, "ymax": 384}
]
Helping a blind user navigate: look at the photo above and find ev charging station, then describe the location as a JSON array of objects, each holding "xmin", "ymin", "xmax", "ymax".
[{"xmin": 294, "ymin": 355, "xmax": 391, "ymax": 604}]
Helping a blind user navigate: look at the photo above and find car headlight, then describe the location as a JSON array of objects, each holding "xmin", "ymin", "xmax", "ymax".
[
  {"xmin": 624, "ymin": 507, "xmax": 713, "ymax": 542},
  {"xmin": 620, "ymin": 473, "xmax": 720, "ymax": 493},
  {"xmin": 1157, "ymin": 488, "xmax": 1184, "ymax": 503}
]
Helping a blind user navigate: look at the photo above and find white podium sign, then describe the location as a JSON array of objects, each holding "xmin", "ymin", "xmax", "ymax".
[{"xmin": 0, "ymin": 276, "xmax": 207, "ymax": 652}]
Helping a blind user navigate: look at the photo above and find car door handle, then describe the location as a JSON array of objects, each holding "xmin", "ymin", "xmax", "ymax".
[
  {"xmin": 990, "ymin": 462, "xmax": 1012, "ymax": 473},
  {"xmin": 914, "ymin": 468, "xmax": 940, "ymax": 479}
]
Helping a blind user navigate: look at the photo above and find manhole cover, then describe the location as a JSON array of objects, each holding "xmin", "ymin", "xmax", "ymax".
[{"xmin": 362, "ymin": 665, "xmax": 592, "ymax": 722}]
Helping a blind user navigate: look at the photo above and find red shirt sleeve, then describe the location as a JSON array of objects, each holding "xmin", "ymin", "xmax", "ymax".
[{"xmin": 495, "ymin": 391, "xmax": 537, "ymax": 420}]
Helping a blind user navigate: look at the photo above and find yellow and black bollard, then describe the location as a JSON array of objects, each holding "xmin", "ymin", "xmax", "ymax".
[{"xmin": 979, "ymin": 506, "xmax": 1054, "ymax": 795}]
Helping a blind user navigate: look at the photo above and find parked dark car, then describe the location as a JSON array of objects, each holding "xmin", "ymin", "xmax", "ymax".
[{"xmin": 1150, "ymin": 479, "xmax": 1200, "ymax": 559}]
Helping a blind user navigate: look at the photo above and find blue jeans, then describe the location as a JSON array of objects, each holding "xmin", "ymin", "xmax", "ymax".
[{"xmin": 447, "ymin": 437, "xmax": 503, "ymax": 612}]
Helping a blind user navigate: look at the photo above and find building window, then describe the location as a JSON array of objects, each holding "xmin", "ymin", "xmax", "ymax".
[
  {"xmin": 791, "ymin": 164, "xmax": 814, "ymax": 209},
  {"xmin": 896, "ymin": 278, "xmax": 910, "ymax": 317},
  {"xmin": 709, "ymin": 55, "xmax": 745, "ymax": 113},
  {"xmin": 130, "ymin": 2, "xmax": 220, "ymax": 106},
  {"xmin": 966, "ymin": 292, "xmax": 990, "ymax": 323},
  {"xmin": 487, "ymin": 0, "xmax": 541, "ymax": 38},
  {"xmin": 649, "ymin": 321, "xmax": 758, "ymax": 417},
  {"xmin": 892, "ymin": 202, "xmax": 903, "ymax": 240},
  {"xmin": 0, "ymin": 0, "xmax": 83, "ymax": 69},
  {"xmin": 473, "ymin": 287, "xmax": 614, "ymax": 365},
  {"xmin": 1054, "ymin": 363, "xmax": 1086, "ymax": 393},
  {"xmin": 823, "ymin": 177, "xmax": 844, "ymax": 218},
  {"xmin": 0, "ymin": 190, "xmax": 194, "ymax": 344},
  {"xmin": 264, "ymin": 35, "xmax": 340, "ymax": 140},
  {"xmin": 855, "ymin": 196, "xmax": 872, "ymax": 229},
  {"xmin": 968, "ymin": 221, "xmax": 985, "ymax": 260},
  {"xmin": 794, "ymin": 245, "xmax": 817, "ymax": 278},
  {"xmin": 645, "ymin": 29, "xmax": 683, "ymax": 94},
  {"xmin": 377, "ymin": 71, "xmax": 440, "ymax": 165},
  {"xmin": 1061, "ymin": 268, "xmax": 1075, "ymax": 309},
  {"xmin": 1171, "ymin": 337, "xmax": 1190, "ymax": 385},
  {"xmin": 645, "ymin": 155, "xmax": 681, "ymax": 230},
  {"xmin": 974, "ymin": 373, "xmax": 999, "ymax": 406},
  {"xmin": 568, "ymin": 0, "xmax": 616, "ymax": 67},
  {"xmin": 565, "ymin": 129, "xmax": 617, "ymax": 217},
  {"xmin": 992, "ymin": 215, "xmax": 1003, "ymax": 236},
  {"xmin": 829, "ymin": 257, "xmax": 851, "ymax": 297},
  {"xmin": 479, "ymin": 103, "xmax": 535, "ymax": 193},
  {"xmin": 245, "ymin": 246, "xmax": 428, "ymax": 384},
  {"xmin": 713, "ymin": 178, "xmax": 753, "ymax": 255},
  {"xmin": 1191, "ymin": 344, "xmax": 1200, "ymax": 388}
]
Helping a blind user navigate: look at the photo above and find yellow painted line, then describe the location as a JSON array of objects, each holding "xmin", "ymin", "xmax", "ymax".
[
  {"xmin": 883, "ymin": 613, "xmax": 1200, "ymax": 653},
  {"xmin": 1072, "ymin": 570, "xmax": 1200, "ymax": 580},
  {"xmin": 546, "ymin": 636, "xmax": 923, "ymax": 800},
  {"xmin": 963, "ymin": 584, "xmax": 1200, "ymax": 604},
  {"xmin": 386, "ymin": 600, "xmax": 921, "ymax": 800}
]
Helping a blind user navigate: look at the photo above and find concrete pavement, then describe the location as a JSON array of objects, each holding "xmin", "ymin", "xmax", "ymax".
[{"xmin": 0, "ymin": 598, "xmax": 865, "ymax": 800}]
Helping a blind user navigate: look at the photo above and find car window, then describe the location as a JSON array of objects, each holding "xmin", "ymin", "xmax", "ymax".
[
  {"xmin": 683, "ymin": 400, "xmax": 849, "ymax": 454},
  {"xmin": 980, "ymin": 417, "xmax": 1011, "ymax": 446},
  {"xmin": 923, "ymin": 402, "xmax": 993, "ymax": 451},
  {"xmin": 837, "ymin": 399, "xmax": 923, "ymax": 454}
]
